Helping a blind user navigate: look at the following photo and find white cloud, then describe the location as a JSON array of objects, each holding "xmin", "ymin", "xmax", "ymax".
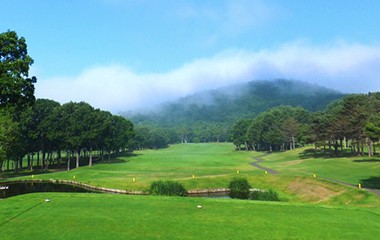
[{"xmin": 35, "ymin": 41, "xmax": 380, "ymax": 113}]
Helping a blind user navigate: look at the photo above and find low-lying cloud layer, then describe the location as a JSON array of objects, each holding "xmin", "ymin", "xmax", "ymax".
[{"xmin": 35, "ymin": 41, "xmax": 380, "ymax": 113}]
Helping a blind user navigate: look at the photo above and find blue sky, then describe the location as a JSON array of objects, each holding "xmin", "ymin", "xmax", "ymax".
[{"xmin": 2, "ymin": 0, "xmax": 380, "ymax": 112}]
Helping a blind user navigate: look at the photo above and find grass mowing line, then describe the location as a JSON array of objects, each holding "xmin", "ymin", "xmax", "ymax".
[{"xmin": 0, "ymin": 200, "xmax": 44, "ymax": 228}]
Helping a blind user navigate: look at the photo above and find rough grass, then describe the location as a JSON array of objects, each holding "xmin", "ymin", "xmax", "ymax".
[{"xmin": 0, "ymin": 193, "xmax": 379, "ymax": 240}]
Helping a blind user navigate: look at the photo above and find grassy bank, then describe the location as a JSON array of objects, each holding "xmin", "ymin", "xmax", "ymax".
[{"xmin": 258, "ymin": 146, "xmax": 380, "ymax": 187}]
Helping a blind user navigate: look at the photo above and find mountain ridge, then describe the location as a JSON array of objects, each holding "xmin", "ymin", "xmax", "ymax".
[{"xmin": 124, "ymin": 79, "xmax": 345, "ymax": 127}]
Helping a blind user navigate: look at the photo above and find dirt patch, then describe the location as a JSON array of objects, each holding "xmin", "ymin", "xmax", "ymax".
[{"xmin": 287, "ymin": 177, "xmax": 342, "ymax": 202}]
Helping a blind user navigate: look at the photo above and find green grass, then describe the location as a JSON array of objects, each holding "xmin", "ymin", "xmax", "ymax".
[
  {"xmin": 258, "ymin": 146, "xmax": 380, "ymax": 187},
  {"xmin": 3, "ymin": 143, "xmax": 380, "ymax": 207},
  {"xmin": 2, "ymin": 143, "xmax": 380, "ymax": 239},
  {"xmin": 8, "ymin": 143, "xmax": 258, "ymax": 191},
  {"xmin": 0, "ymin": 193, "xmax": 379, "ymax": 240}
]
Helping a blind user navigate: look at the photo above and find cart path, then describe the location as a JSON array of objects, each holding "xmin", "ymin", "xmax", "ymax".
[{"xmin": 250, "ymin": 153, "xmax": 279, "ymax": 174}]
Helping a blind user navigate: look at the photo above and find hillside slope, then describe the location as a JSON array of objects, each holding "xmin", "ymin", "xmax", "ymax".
[{"xmin": 126, "ymin": 79, "xmax": 344, "ymax": 127}]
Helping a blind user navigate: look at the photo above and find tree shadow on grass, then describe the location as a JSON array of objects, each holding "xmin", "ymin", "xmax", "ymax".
[
  {"xmin": 360, "ymin": 177, "xmax": 380, "ymax": 189},
  {"xmin": 96, "ymin": 152, "xmax": 141, "ymax": 165},
  {"xmin": 298, "ymin": 148, "xmax": 327, "ymax": 159},
  {"xmin": 0, "ymin": 169, "xmax": 59, "ymax": 180},
  {"xmin": 353, "ymin": 159, "xmax": 380, "ymax": 163},
  {"xmin": 97, "ymin": 159, "xmax": 129, "ymax": 164}
]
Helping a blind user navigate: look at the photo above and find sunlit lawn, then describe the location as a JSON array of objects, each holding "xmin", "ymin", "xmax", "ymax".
[
  {"xmin": 12, "ymin": 143, "xmax": 260, "ymax": 191},
  {"xmin": 1, "ymin": 193, "xmax": 379, "ymax": 240},
  {"xmin": 1, "ymin": 143, "xmax": 380, "ymax": 240},
  {"xmin": 258, "ymin": 146, "xmax": 380, "ymax": 187},
  {"xmin": 4, "ymin": 143, "xmax": 380, "ymax": 206}
]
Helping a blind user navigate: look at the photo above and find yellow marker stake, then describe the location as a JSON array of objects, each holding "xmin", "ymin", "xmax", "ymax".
[
  {"xmin": 73, "ymin": 175, "xmax": 76, "ymax": 179},
  {"xmin": 237, "ymin": 170, "xmax": 240, "ymax": 174},
  {"xmin": 192, "ymin": 174, "xmax": 195, "ymax": 179},
  {"xmin": 313, "ymin": 174, "xmax": 316, "ymax": 178},
  {"xmin": 265, "ymin": 171, "xmax": 268, "ymax": 175},
  {"xmin": 358, "ymin": 183, "xmax": 361, "ymax": 189},
  {"xmin": 133, "ymin": 178, "xmax": 136, "ymax": 183}
]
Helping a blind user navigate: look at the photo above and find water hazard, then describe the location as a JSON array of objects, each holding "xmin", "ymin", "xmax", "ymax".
[
  {"xmin": 0, "ymin": 180, "xmax": 231, "ymax": 199},
  {"xmin": 0, "ymin": 181, "xmax": 99, "ymax": 199}
]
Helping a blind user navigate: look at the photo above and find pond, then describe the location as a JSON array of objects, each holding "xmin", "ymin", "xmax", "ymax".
[
  {"xmin": 0, "ymin": 181, "xmax": 99, "ymax": 199},
  {"xmin": 0, "ymin": 181, "xmax": 231, "ymax": 199}
]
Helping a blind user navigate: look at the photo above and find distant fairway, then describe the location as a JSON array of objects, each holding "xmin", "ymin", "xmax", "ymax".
[
  {"xmin": 13, "ymin": 143, "xmax": 257, "ymax": 191},
  {"xmin": 2, "ymin": 143, "xmax": 380, "ymax": 239},
  {"xmin": 7, "ymin": 143, "xmax": 380, "ymax": 206},
  {"xmin": 1, "ymin": 193, "xmax": 379, "ymax": 240}
]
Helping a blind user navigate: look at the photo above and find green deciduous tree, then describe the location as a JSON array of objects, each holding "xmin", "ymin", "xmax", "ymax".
[
  {"xmin": 230, "ymin": 119, "xmax": 252, "ymax": 150},
  {"xmin": 0, "ymin": 30, "xmax": 36, "ymax": 110},
  {"xmin": 0, "ymin": 110, "xmax": 23, "ymax": 172},
  {"xmin": 245, "ymin": 106, "xmax": 311, "ymax": 151}
]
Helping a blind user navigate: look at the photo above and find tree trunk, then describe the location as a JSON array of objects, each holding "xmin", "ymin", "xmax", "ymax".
[
  {"xmin": 89, "ymin": 146, "xmax": 93, "ymax": 167},
  {"xmin": 57, "ymin": 150, "xmax": 62, "ymax": 168},
  {"xmin": 13, "ymin": 159, "xmax": 19, "ymax": 173},
  {"xmin": 30, "ymin": 153, "xmax": 34, "ymax": 171},
  {"xmin": 366, "ymin": 139, "xmax": 372, "ymax": 157},
  {"xmin": 19, "ymin": 157, "xmax": 23, "ymax": 170},
  {"xmin": 36, "ymin": 152, "xmax": 40, "ymax": 168},
  {"xmin": 292, "ymin": 135, "xmax": 295, "ymax": 150},
  {"xmin": 67, "ymin": 158, "xmax": 70, "ymax": 171},
  {"xmin": 27, "ymin": 154, "xmax": 31, "ymax": 170},
  {"xmin": 44, "ymin": 153, "xmax": 49, "ymax": 171},
  {"xmin": 76, "ymin": 149, "xmax": 80, "ymax": 168},
  {"xmin": 374, "ymin": 141, "xmax": 377, "ymax": 156},
  {"xmin": 42, "ymin": 143, "xmax": 45, "ymax": 170}
]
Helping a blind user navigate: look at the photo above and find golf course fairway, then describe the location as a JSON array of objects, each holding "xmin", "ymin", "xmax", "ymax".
[{"xmin": 1, "ymin": 193, "xmax": 379, "ymax": 240}]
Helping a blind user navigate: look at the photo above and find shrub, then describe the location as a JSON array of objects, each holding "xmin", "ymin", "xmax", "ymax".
[
  {"xmin": 149, "ymin": 180, "xmax": 188, "ymax": 196},
  {"xmin": 228, "ymin": 177, "xmax": 251, "ymax": 199},
  {"xmin": 249, "ymin": 189, "xmax": 280, "ymax": 201}
]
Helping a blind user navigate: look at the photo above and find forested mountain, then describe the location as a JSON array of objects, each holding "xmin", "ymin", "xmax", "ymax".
[{"xmin": 126, "ymin": 79, "xmax": 344, "ymax": 127}]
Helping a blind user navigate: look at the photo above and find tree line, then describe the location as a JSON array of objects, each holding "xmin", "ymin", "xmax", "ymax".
[
  {"xmin": 1, "ymin": 30, "xmax": 135, "ymax": 173},
  {"xmin": 2, "ymin": 29, "xmax": 380, "ymax": 176},
  {"xmin": 133, "ymin": 122, "xmax": 230, "ymax": 150},
  {"xmin": 1, "ymin": 99, "xmax": 134, "ymax": 172},
  {"xmin": 230, "ymin": 93, "xmax": 380, "ymax": 156}
]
